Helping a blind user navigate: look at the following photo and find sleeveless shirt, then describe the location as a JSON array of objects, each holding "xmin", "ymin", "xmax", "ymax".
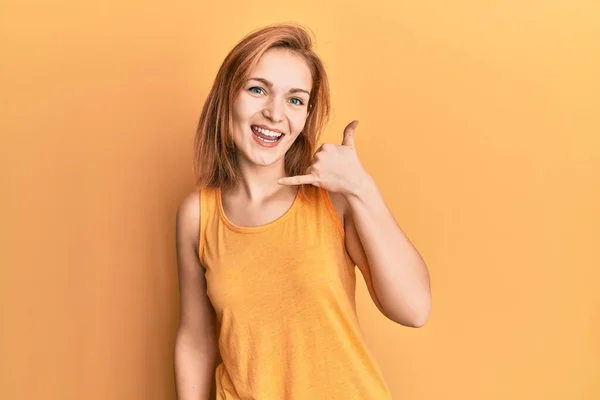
[{"xmin": 198, "ymin": 184, "xmax": 392, "ymax": 399}]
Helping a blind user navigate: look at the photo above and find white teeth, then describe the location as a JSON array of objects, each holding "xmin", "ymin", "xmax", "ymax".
[{"xmin": 252, "ymin": 126, "xmax": 282, "ymax": 138}]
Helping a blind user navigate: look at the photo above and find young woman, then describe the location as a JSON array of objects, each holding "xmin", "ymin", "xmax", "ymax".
[{"xmin": 174, "ymin": 23, "xmax": 431, "ymax": 400}]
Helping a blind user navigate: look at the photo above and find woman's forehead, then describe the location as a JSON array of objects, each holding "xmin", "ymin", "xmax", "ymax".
[{"xmin": 249, "ymin": 49, "xmax": 312, "ymax": 91}]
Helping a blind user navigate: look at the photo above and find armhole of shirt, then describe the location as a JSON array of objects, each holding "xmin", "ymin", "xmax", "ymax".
[
  {"xmin": 320, "ymin": 188, "xmax": 357, "ymax": 273},
  {"xmin": 320, "ymin": 188, "xmax": 345, "ymax": 240},
  {"xmin": 198, "ymin": 187, "xmax": 207, "ymax": 266}
]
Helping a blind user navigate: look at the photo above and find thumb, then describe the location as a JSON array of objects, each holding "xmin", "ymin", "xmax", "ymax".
[{"xmin": 342, "ymin": 120, "xmax": 359, "ymax": 147}]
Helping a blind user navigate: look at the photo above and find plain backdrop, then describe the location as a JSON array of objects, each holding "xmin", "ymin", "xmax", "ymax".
[{"xmin": 1, "ymin": 0, "xmax": 599, "ymax": 399}]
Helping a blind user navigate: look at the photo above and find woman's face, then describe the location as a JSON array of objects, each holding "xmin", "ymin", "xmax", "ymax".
[{"xmin": 231, "ymin": 48, "xmax": 312, "ymax": 169}]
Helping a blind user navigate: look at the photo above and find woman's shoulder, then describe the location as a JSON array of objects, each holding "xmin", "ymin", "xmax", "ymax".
[
  {"xmin": 177, "ymin": 188, "xmax": 201, "ymax": 220},
  {"xmin": 176, "ymin": 188, "xmax": 201, "ymax": 252}
]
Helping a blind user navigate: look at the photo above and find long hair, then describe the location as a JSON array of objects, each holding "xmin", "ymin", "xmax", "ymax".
[{"xmin": 193, "ymin": 23, "xmax": 331, "ymax": 198}]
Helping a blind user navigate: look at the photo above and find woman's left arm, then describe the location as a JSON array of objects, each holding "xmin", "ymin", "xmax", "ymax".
[
  {"xmin": 277, "ymin": 120, "xmax": 432, "ymax": 327},
  {"xmin": 343, "ymin": 175, "xmax": 432, "ymax": 327}
]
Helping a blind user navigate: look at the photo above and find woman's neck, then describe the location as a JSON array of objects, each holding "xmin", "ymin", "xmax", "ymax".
[{"xmin": 228, "ymin": 158, "xmax": 292, "ymax": 203}]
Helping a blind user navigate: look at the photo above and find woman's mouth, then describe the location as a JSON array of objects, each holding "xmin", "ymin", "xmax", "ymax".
[{"xmin": 251, "ymin": 125, "xmax": 284, "ymax": 147}]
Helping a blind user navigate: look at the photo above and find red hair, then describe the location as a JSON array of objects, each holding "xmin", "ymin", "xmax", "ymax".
[{"xmin": 193, "ymin": 23, "xmax": 331, "ymax": 198}]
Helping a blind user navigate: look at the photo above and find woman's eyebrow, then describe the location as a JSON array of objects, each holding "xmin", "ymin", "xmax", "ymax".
[{"xmin": 249, "ymin": 77, "xmax": 310, "ymax": 96}]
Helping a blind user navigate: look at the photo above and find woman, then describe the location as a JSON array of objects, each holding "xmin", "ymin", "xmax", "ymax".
[{"xmin": 174, "ymin": 23, "xmax": 431, "ymax": 399}]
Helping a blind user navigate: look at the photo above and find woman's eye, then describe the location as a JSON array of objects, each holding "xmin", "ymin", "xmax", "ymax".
[
  {"xmin": 249, "ymin": 87, "xmax": 304, "ymax": 106},
  {"xmin": 249, "ymin": 86, "xmax": 264, "ymax": 95}
]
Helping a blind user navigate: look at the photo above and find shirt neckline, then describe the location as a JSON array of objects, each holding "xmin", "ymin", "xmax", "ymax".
[{"xmin": 216, "ymin": 186, "xmax": 301, "ymax": 233}]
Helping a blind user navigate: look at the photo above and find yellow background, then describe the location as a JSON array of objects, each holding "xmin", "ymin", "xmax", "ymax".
[{"xmin": 2, "ymin": 0, "xmax": 599, "ymax": 399}]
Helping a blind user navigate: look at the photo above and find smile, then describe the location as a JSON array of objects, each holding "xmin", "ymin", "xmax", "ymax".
[
  {"xmin": 250, "ymin": 125, "xmax": 285, "ymax": 148},
  {"xmin": 251, "ymin": 125, "xmax": 283, "ymax": 142}
]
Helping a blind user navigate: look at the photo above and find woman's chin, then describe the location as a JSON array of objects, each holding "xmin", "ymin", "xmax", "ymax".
[
  {"xmin": 235, "ymin": 141, "xmax": 290, "ymax": 168},
  {"xmin": 239, "ymin": 150, "xmax": 284, "ymax": 168},
  {"xmin": 252, "ymin": 155, "xmax": 283, "ymax": 167}
]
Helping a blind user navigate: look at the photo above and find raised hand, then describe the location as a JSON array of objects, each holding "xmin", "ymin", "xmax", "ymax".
[{"xmin": 277, "ymin": 120, "xmax": 370, "ymax": 197}]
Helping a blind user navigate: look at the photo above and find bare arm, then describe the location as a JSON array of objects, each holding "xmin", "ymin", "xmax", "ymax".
[
  {"xmin": 343, "ymin": 176, "xmax": 432, "ymax": 328},
  {"xmin": 174, "ymin": 190, "xmax": 219, "ymax": 399},
  {"xmin": 278, "ymin": 121, "xmax": 431, "ymax": 328}
]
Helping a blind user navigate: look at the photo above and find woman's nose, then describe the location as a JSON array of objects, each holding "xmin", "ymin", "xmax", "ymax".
[{"xmin": 263, "ymin": 97, "xmax": 284, "ymax": 122}]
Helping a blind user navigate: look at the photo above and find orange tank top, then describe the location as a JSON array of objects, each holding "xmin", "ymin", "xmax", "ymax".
[{"xmin": 199, "ymin": 184, "xmax": 392, "ymax": 399}]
